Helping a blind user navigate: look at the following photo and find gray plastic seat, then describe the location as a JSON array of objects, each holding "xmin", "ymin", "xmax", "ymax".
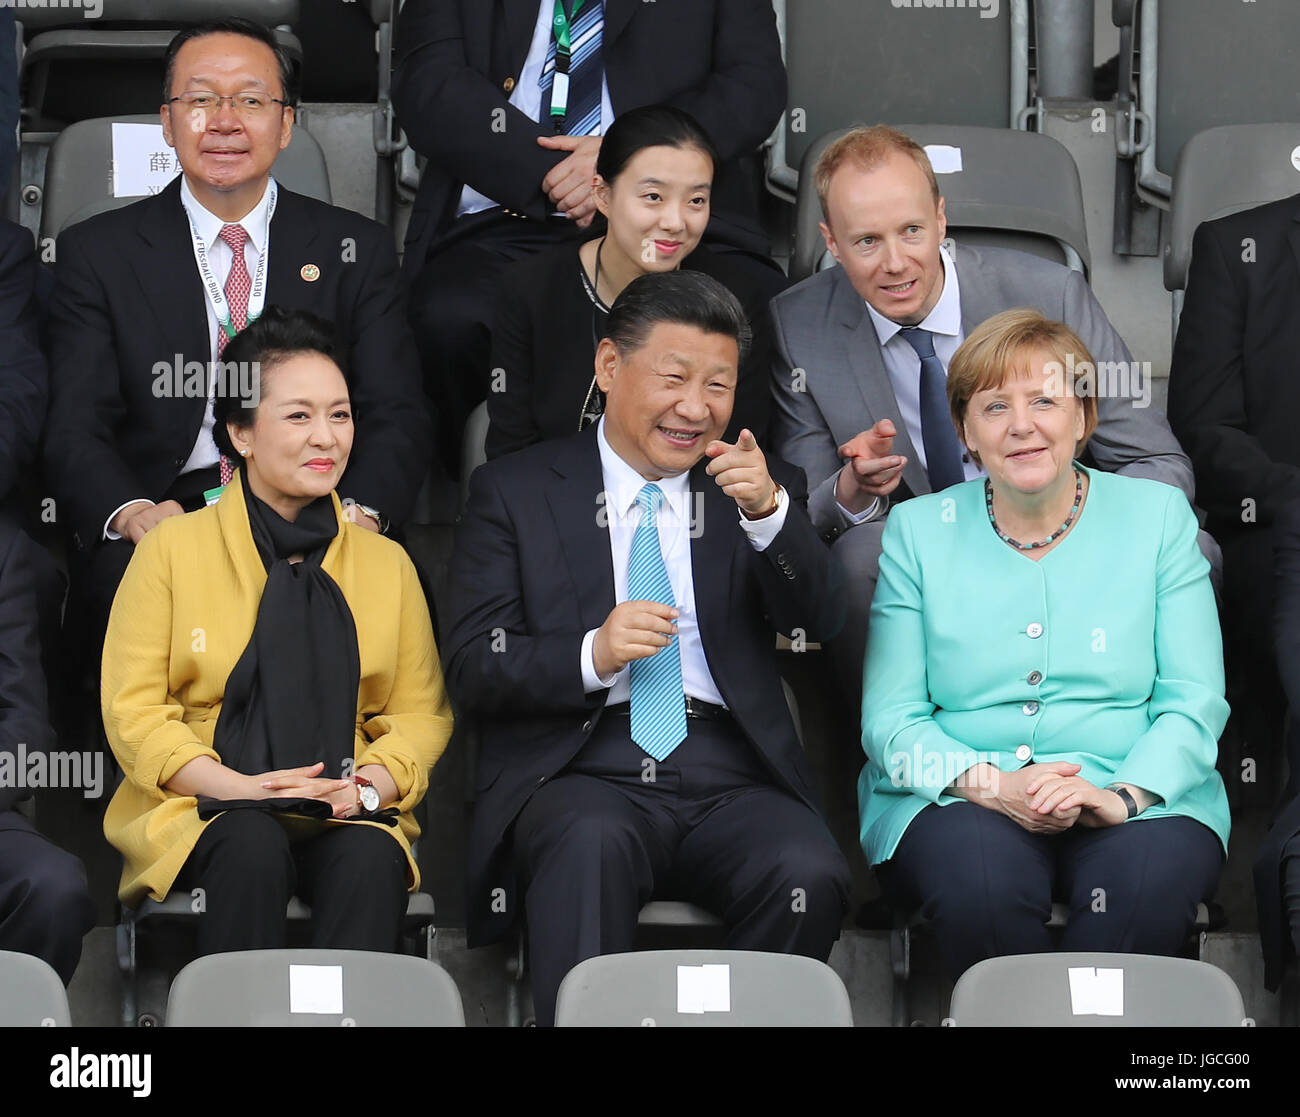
[
  {"xmin": 0, "ymin": 949, "xmax": 71, "ymax": 1026},
  {"xmin": 40, "ymin": 113, "xmax": 330, "ymax": 241},
  {"xmin": 118, "ymin": 889, "xmax": 435, "ymax": 1027},
  {"xmin": 555, "ymin": 948, "xmax": 852, "ymax": 1027},
  {"xmin": 166, "ymin": 948, "xmax": 464, "ymax": 1026},
  {"xmin": 791, "ymin": 124, "xmax": 1089, "ymax": 283},
  {"xmin": 16, "ymin": 0, "xmax": 297, "ymax": 30},
  {"xmin": 945, "ymin": 951, "xmax": 1248, "ymax": 1027},
  {"xmin": 767, "ymin": 0, "xmax": 1032, "ymax": 199},
  {"xmin": 1121, "ymin": 0, "xmax": 1300, "ymax": 203}
]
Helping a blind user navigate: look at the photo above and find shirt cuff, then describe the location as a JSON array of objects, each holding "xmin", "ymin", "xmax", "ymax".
[
  {"xmin": 837, "ymin": 495, "xmax": 882, "ymax": 525},
  {"xmin": 739, "ymin": 486, "xmax": 790, "ymax": 551},
  {"xmin": 104, "ymin": 498, "xmax": 155, "ymax": 541},
  {"xmin": 580, "ymin": 628, "xmax": 622, "ymax": 693}
]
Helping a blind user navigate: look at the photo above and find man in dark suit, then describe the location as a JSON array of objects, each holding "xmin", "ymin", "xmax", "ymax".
[
  {"xmin": 391, "ymin": 0, "xmax": 788, "ymax": 470},
  {"xmin": 445, "ymin": 271, "xmax": 850, "ymax": 1026},
  {"xmin": 43, "ymin": 19, "xmax": 429, "ymax": 643},
  {"xmin": 0, "ymin": 515, "xmax": 96, "ymax": 987},
  {"xmin": 1168, "ymin": 194, "xmax": 1300, "ymax": 793}
]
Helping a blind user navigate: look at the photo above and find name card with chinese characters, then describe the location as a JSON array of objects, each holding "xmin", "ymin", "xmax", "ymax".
[{"xmin": 111, "ymin": 123, "xmax": 183, "ymax": 198}]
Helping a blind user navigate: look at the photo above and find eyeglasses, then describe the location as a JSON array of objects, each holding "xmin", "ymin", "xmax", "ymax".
[{"xmin": 167, "ymin": 91, "xmax": 289, "ymax": 116}]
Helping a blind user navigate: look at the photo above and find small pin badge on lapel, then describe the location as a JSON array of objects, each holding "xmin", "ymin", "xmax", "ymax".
[{"xmin": 300, "ymin": 263, "xmax": 321, "ymax": 282}]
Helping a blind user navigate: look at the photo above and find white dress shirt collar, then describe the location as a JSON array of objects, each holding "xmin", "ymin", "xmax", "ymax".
[
  {"xmin": 179, "ymin": 175, "xmax": 274, "ymax": 254},
  {"xmin": 596, "ymin": 417, "xmax": 692, "ymax": 526},
  {"xmin": 864, "ymin": 243, "xmax": 962, "ymax": 348}
]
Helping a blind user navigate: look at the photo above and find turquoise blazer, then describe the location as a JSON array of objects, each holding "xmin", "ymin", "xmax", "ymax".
[{"xmin": 858, "ymin": 467, "xmax": 1230, "ymax": 866}]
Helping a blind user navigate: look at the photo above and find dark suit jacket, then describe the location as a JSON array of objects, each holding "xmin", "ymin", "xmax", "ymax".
[
  {"xmin": 43, "ymin": 178, "xmax": 430, "ymax": 548},
  {"xmin": 0, "ymin": 218, "xmax": 48, "ymax": 508},
  {"xmin": 391, "ymin": 0, "xmax": 786, "ymax": 270},
  {"xmin": 486, "ymin": 241, "xmax": 780, "ymax": 459},
  {"xmin": 443, "ymin": 427, "xmax": 844, "ymax": 945},
  {"xmin": 0, "ymin": 516, "xmax": 54, "ymax": 818},
  {"xmin": 1168, "ymin": 193, "xmax": 1300, "ymax": 539}
]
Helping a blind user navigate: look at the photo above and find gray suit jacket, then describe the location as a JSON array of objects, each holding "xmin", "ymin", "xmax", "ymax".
[{"xmin": 769, "ymin": 244, "xmax": 1195, "ymax": 536}]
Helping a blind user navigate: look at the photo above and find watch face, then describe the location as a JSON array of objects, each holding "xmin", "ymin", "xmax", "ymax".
[{"xmin": 360, "ymin": 785, "xmax": 381, "ymax": 812}]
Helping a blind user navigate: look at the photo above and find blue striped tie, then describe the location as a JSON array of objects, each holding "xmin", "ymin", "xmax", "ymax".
[
  {"xmin": 627, "ymin": 484, "xmax": 687, "ymax": 760},
  {"xmin": 900, "ymin": 326, "xmax": 967, "ymax": 492},
  {"xmin": 539, "ymin": 0, "xmax": 605, "ymax": 137}
]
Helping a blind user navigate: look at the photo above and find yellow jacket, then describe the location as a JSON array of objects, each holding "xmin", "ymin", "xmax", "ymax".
[{"xmin": 101, "ymin": 477, "xmax": 453, "ymax": 906}]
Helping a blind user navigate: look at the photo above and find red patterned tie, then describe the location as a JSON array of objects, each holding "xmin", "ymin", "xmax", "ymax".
[{"xmin": 217, "ymin": 223, "xmax": 250, "ymax": 487}]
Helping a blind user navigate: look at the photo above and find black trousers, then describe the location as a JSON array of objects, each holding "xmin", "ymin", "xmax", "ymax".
[
  {"xmin": 879, "ymin": 802, "xmax": 1224, "ymax": 981},
  {"xmin": 511, "ymin": 714, "xmax": 851, "ymax": 1026},
  {"xmin": 0, "ymin": 811, "xmax": 96, "ymax": 985},
  {"xmin": 408, "ymin": 211, "xmax": 586, "ymax": 476},
  {"xmin": 175, "ymin": 811, "xmax": 408, "ymax": 956}
]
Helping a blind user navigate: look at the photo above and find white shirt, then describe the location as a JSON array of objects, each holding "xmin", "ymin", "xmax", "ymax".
[
  {"xmin": 102, "ymin": 177, "xmax": 275, "ymax": 541},
  {"xmin": 862, "ymin": 245, "xmax": 982, "ymax": 484},
  {"xmin": 579, "ymin": 418, "xmax": 789, "ymax": 703},
  {"xmin": 457, "ymin": 0, "xmax": 615, "ymax": 218}
]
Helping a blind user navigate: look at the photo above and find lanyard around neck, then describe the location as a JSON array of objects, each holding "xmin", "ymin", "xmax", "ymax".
[
  {"xmin": 548, "ymin": 0, "xmax": 589, "ymax": 124},
  {"xmin": 185, "ymin": 177, "xmax": 279, "ymax": 341}
]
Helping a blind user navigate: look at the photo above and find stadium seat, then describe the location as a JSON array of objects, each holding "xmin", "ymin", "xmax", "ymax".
[
  {"xmin": 1163, "ymin": 123, "xmax": 1300, "ymax": 335},
  {"xmin": 1116, "ymin": 0, "xmax": 1300, "ymax": 206},
  {"xmin": 117, "ymin": 890, "xmax": 436, "ymax": 1027},
  {"xmin": 37, "ymin": 113, "xmax": 330, "ymax": 242},
  {"xmin": 554, "ymin": 948, "xmax": 853, "ymax": 1026},
  {"xmin": 166, "ymin": 947, "xmax": 464, "ymax": 1026},
  {"xmin": 890, "ymin": 902, "xmax": 1212, "ymax": 1028},
  {"xmin": 19, "ymin": 3, "xmax": 301, "ymax": 128},
  {"xmin": 944, "ymin": 951, "xmax": 1247, "ymax": 1026},
  {"xmin": 790, "ymin": 124, "xmax": 1090, "ymax": 283},
  {"xmin": 0, "ymin": 949, "xmax": 71, "ymax": 1026},
  {"xmin": 369, "ymin": 0, "xmax": 404, "ymax": 228},
  {"xmin": 766, "ymin": 0, "xmax": 1032, "ymax": 200}
]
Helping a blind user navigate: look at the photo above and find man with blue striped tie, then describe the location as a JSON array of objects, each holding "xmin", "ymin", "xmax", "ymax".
[
  {"xmin": 446, "ymin": 271, "xmax": 851, "ymax": 1026},
  {"xmin": 391, "ymin": 0, "xmax": 790, "ymax": 475}
]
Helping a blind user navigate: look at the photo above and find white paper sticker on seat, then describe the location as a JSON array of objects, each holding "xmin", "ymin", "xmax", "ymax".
[
  {"xmin": 677, "ymin": 964, "xmax": 731, "ymax": 1014},
  {"xmin": 1067, "ymin": 966, "xmax": 1124, "ymax": 1016},
  {"xmin": 289, "ymin": 964, "xmax": 344, "ymax": 1014},
  {"xmin": 111, "ymin": 122, "xmax": 183, "ymax": 198},
  {"xmin": 925, "ymin": 145, "xmax": 964, "ymax": 174}
]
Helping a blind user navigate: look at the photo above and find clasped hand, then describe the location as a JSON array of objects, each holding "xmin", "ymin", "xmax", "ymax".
[
  {"xmin": 967, "ymin": 762, "xmax": 1127, "ymax": 833},
  {"xmin": 254, "ymin": 762, "xmax": 358, "ymax": 819}
]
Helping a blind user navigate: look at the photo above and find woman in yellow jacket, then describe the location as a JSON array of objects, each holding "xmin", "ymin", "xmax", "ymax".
[{"xmin": 102, "ymin": 306, "xmax": 452, "ymax": 955}]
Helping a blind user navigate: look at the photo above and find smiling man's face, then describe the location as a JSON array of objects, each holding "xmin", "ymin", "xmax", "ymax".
[
  {"xmin": 161, "ymin": 31, "xmax": 293, "ymax": 213},
  {"xmin": 819, "ymin": 150, "xmax": 948, "ymax": 327},
  {"xmin": 595, "ymin": 321, "xmax": 738, "ymax": 480}
]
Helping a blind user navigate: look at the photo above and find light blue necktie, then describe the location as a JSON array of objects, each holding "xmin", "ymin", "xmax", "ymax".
[
  {"xmin": 627, "ymin": 484, "xmax": 687, "ymax": 760},
  {"xmin": 900, "ymin": 326, "xmax": 966, "ymax": 492}
]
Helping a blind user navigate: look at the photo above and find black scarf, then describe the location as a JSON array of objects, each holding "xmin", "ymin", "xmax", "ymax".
[{"xmin": 212, "ymin": 470, "xmax": 361, "ymax": 781}]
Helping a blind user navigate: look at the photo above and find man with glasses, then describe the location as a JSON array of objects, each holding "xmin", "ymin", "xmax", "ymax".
[{"xmin": 43, "ymin": 18, "xmax": 430, "ymax": 648}]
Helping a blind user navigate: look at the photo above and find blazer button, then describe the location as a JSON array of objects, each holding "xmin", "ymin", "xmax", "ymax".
[
  {"xmin": 174, "ymin": 455, "xmax": 186, "ymax": 467},
  {"xmin": 1015, "ymin": 744, "xmax": 1032, "ymax": 762},
  {"xmin": 536, "ymin": 775, "xmax": 547, "ymax": 787},
  {"xmin": 1027, "ymin": 670, "xmax": 1043, "ymax": 685},
  {"xmin": 503, "ymin": 76, "xmax": 516, "ymax": 93},
  {"xmin": 1022, "ymin": 701, "xmax": 1040, "ymax": 716},
  {"xmin": 582, "ymin": 720, "xmax": 593, "ymax": 733},
  {"xmin": 1026, "ymin": 623, "xmax": 1044, "ymax": 639}
]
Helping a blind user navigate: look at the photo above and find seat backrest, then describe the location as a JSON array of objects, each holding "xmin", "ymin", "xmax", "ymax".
[
  {"xmin": 0, "ymin": 949, "xmax": 71, "ymax": 1025},
  {"xmin": 554, "ymin": 949, "xmax": 853, "ymax": 1026},
  {"xmin": 1164, "ymin": 123, "xmax": 1300, "ymax": 292},
  {"xmin": 1136, "ymin": 0, "xmax": 1300, "ymax": 197},
  {"xmin": 41, "ymin": 114, "xmax": 330, "ymax": 241},
  {"xmin": 946, "ymin": 952, "xmax": 1246, "ymax": 1026},
  {"xmin": 166, "ymin": 949, "xmax": 465, "ymax": 1026},
  {"xmin": 17, "ymin": 0, "xmax": 299, "ymax": 32},
  {"xmin": 779, "ymin": 0, "xmax": 1029, "ymax": 184},
  {"xmin": 792, "ymin": 124, "xmax": 1089, "ymax": 283}
]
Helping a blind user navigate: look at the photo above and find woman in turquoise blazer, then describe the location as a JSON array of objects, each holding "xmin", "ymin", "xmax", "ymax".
[{"xmin": 859, "ymin": 309, "xmax": 1229, "ymax": 979}]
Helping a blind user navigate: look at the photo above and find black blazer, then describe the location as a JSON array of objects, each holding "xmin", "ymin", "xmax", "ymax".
[
  {"xmin": 0, "ymin": 218, "xmax": 49, "ymax": 508},
  {"xmin": 43, "ymin": 178, "xmax": 431, "ymax": 548},
  {"xmin": 443, "ymin": 427, "xmax": 844, "ymax": 945},
  {"xmin": 0, "ymin": 517, "xmax": 54, "ymax": 818},
  {"xmin": 1168, "ymin": 193, "xmax": 1300, "ymax": 538},
  {"xmin": 485, "ymin": 242, "xmax": 782, "ymax": 460},
  {"xmin": 391, "ymin": 0, "xmax": 786, "ymax": 271}
]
